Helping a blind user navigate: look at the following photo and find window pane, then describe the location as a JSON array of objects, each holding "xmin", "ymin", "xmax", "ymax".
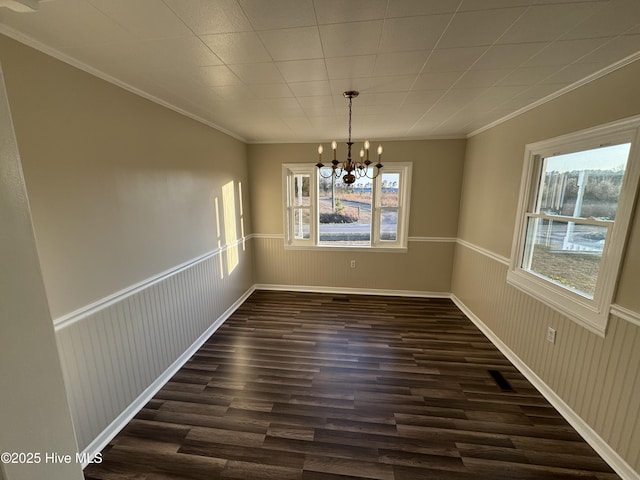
[
  {"xmin": 537, "ymin": 143, "xmax": 630, "ymax": 220},
  {"xmin": 522, "ymin": 217, "xmax": 607, "ymax": 298},
  {"xmin": 319, "ymin": 169, "xmax": 371, "ymax": 245},
  {"xmin": 381, "ymin": 173, "xmax": 400, "ymax": 207},
  {"xmin": 293, "ymin": 174, "xmax": 310, "ymax": 207},
  {"xmin": 380, "ymin": 208, "xmax": 398, "ymax": 241},
  {"xmin": 293, "ymin": 209, "xmax": 310, "ymax": 239}
]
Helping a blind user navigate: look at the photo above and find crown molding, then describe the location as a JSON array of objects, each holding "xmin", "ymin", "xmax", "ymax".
[
  {"xmin": 467, "ymin": 50, "xmax": 640, "ymax": 139},
  {"xmin": 0, "ymin": 25, "xmax": 247, "ymax": 143}
]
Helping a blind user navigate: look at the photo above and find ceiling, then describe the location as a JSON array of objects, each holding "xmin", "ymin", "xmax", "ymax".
[{"xmin": 1, "ymin": 0, "xmax": 639, "ymax": 143}]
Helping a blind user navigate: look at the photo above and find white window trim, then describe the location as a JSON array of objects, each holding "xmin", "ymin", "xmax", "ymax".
[
  {"xmin": 507, "ymin": 115, "xmax": 640, "ymax": 337},
  {"xmin": 282, "ymin": 162, "xmax": 412, "ymax": 251}
]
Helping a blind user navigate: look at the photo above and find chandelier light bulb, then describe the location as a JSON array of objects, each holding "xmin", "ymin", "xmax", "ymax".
[{"xmin": 315, "ymin": 91, "xmax": 383, "ymax": 185}]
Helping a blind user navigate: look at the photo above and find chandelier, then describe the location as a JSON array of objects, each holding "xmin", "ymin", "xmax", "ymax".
[{"xmin": 316, "ymin": 91, "xmax": 383, "ymax": 185}]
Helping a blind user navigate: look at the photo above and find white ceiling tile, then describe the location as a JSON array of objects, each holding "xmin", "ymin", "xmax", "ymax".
[
  {"xmin": 229, "ymin": 62, "xmax": 286, "ymax": 84},
  {"xmin": 325, "ymin": 55, "xmax": 377, "ymax": 79},
  {"xmin": 249, "ymin": 83, "xmax": 294, "ymax": 98},
  {"xmin": 386, "ymin": 0, "xmax": 461, "ymax": 17},
  {"xmin": 258, "ymin": 97, "xmax": 306, "ymax": 115},
  {"xmin": 3, "ymin": 0, "xmax": 638, "ymax": 141},
  {"xmin": 402, "ymin": 90, "xmax": 447, "ymax": 108},
  {"xmin": 455, "ymin": 69, "xmax": 511, "ymax": 88},
  {"xmin": 432, "ymin": 87, "xmax": 488, "ymax": 110},
  {"xmin": 357, "ymin": 92, "xmax": 408, "ymax": 106},
  {"xmin": 297, "ymin": 95, "xmax": 335, "ymax": 109},
  {"xmin": 86, "ymin": 0, "xmax": 193, "ymax": 40},
  {"xmin": 524, "ymin": 38, "xmax": 608, "ymax": 67},
  {"xmin": 576, "ymin": 34, "xmax": 640, "ymax": 64},
  {"xmin": 196, "ymin": 65, "xmax": 243, "ymax": 87},
  {"xmin": 496, "ymin": 65, "xmax": 560, "ymax": 86},
  {"xmin": 209, "ymin": 84, "xmax": 257, "ymax": 102},
  {"xmin": 144, "ymin": 36, "xmax": 223, "ymax": 67},
  {"xmin": 458, "ymin": 0, "xmax": 591, "ymax": 11},
  {"xmin": 352, "ymin": 104, "xmax": 400, "ymax": 116},
  {"xmin": 239, "ymin": 0, "xmax": 315, "ymax": 30},
  {"xmin": 465, "ymin": 85, "xmax": 530, "ymax": 108},
  {"xmin": 562, "ymin": 0, "xmax": 640, "ymax": 40},
  {"xmin": 200, "ymin": 32, "xmax": 271, "ymax": 64},
  {"xmin": 389, "ymin": 110, "xmax": 427, "ymax": 126},
  {"xmin": 423, "ymin": 47, "xmax": 487, "ymax": 72},
  {"xmin": 373, "ymin": 51, "xmax": 429, "ymax": 76},
  {"xmin": 413, "ymin": 71, "xmax": 464, "ymax": 90},
  {"xmin": 497, "ymin": 3, "xmax": 603, "ymax": 44},
  {"xmin": 366, "ymin": 75, "xmax": 418, "ymax": 93},
  {"xmin": 437, "ymin": 7, "xmax": 526, "ymax": 48},
  {"xmin": 538, "ymin": 62, "xmax": 607, "ymax": 85},
  {"xmin": 471, "ymin": 43, "xmax": 547, "ymax": 70},
  {"xmin": 282, "ymin": 115, "xmax": 314, "ymax": 135},
  {"xmin": 319, "ymin": 21, "xmax": 384, "ymax": 57},
  {"xmin": 0, "ymin": 0, "xmax": 128, "ymax": 48},
  {"xmin": 379, "ymin": 14, "xmax": 452, "ymax": 53},
  {"xmin": 313, "ymin": 0, "xmax": 387, "ymax": 24},
  {"xmin": 277, "ymin": 59, "xmax": 327, "ymax": 82},
  {"xmin": 289, "ymin": 80, "xmax": 333, "ymax": 97},
  {"xmin": 259, "ymin": 26, "xmax": 323, "ymax": 61},
  {"xmin": 163, "ymin": 0, "xmax": 252, "ymax": 35}
]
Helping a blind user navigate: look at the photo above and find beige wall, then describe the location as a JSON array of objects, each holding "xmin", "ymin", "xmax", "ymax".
[
  {"xmin": 453, "ymin": 59, "xmax": 640, "ymax": 474},
  {"xmin": 0, "ymin": 35, "xmax": 251, "ymax": 318},
  {"xmin": 0, "ymin": 63, "xmax": 82, "ymax": 480},
  {"xmin": 0, "ymin": 34, "xmax": 255, "ymax": 458},
  {"xmin": 248, "ymin": 140, "xmax": 465, "ymax": 293}
]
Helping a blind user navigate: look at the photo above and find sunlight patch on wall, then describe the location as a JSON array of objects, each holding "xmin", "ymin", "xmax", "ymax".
[
  {"xmin": 239, "ymin": 181, "xmax": 246, "ymax": 251},
  {"xmin": 214, "ymin": 196, "xmax": 224, "ymax": 279},
  {"xmin": 222, "ymin": 181, "xmax": 239, "ymax": 274}
]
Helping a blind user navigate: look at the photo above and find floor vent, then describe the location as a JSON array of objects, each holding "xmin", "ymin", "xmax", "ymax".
[{"xmin": 488, "ymin": 370, "xmax": 515, "ymax": 392}]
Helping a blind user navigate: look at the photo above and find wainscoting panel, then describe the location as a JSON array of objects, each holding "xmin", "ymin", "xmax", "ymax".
[
  {"xmin": 451, "ymin": 242, "xmax": 640, "ymax": 477},
  {"xmin": 252, "ymin": 235, "xmax": 455, "ymax": 295},
  {"xmin": 55, "ymin": 242, "xmax": 253, "ymax": 454}
]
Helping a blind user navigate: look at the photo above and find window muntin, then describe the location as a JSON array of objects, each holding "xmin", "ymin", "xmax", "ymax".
[
  {"xmin": 284, "ymin": 163, "xmax": 412, "ymax": 249},
  {"xmin": 520, "ymin": 144, "xmax": 630, "ymax": 299},
  {"xmin": 508, "ymin": 117, "xmax": 640, "ymax": 336},
  {"xmin": 292, "ymin": 173, "xmax": 311, "ymax": 240},
  {"xmin": 319, "ymin": 169, "xmax": 372, "ymax": 245}
]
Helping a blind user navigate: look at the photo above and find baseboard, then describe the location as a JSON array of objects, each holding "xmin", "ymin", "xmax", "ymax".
[
  {"xmin": 79, "ymin": 285, "xmax": 256, "ymax": 468},
  {"xmin": 450, "ymin": 294, "xmax": 639, "ymax": 480},
  {"xmin": 253, "ymin": 283, "xmax": 450, "ymax": 298}
]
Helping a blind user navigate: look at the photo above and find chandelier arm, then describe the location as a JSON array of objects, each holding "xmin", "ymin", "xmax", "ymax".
[
  {"xmin": 318, "ymin": 168, "xmax": 334, "ymax": 179},
  {"xmin": 314, "ymin": 91, "xmax": 382, "ymax": 186},
  {"xmin": 361, "ymin": 165, "xmax": 382, "ymax": 180}
]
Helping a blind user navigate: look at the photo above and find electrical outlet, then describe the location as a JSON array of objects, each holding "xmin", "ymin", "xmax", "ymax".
[
  {"xmin": 546, "ymin": 327, "xmax": 557, "ymax": 344},
  {"xmin": 350, "ymin": 260, "xmax": 356, "ymax": 268}
]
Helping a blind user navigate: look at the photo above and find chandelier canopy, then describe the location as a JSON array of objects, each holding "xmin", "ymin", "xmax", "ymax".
[{"xmin": 316, "ymin": 91, "xmax": 383, "ymax": 185}]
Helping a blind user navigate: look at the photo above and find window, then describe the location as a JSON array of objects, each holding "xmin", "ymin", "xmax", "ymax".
[
  {"xmin": 283, "ymin": 162, "xmax": 412, "ymax": 250},
  {"xmin": 508, "ymin": 116, "xmax": 640, "ymax": 336}
]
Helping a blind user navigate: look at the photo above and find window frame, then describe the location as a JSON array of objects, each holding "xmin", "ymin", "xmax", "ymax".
[
  {"xmin": 283, "ymin": 162, "xmax": 412, "ymax": 251},
  {"xmin": 507, "ymin": 116, "xmax": 640, "ymax": 336}
]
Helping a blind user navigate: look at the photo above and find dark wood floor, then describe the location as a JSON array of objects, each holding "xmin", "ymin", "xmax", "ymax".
[{"xmin": 84, "ymin": 290, "xmax": 619, "ymax": 480}]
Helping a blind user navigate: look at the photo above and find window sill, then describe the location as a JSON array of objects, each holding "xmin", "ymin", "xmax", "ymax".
[
  {"xmin": 284, "ymin": 244, "xmax": 408, "ymax": 253},
  {"xmin": 506, "ymin": 268, "xmax": 608, "ymax": 337}
]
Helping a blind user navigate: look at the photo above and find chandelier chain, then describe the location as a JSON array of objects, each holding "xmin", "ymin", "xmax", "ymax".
[
  {"xmin": 315, "ymin": 90, "xmax": 383, "ymax": 185},
  {"xmin": 348, "ymin": 95, "xmax": 352, "ymax": 144}
]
